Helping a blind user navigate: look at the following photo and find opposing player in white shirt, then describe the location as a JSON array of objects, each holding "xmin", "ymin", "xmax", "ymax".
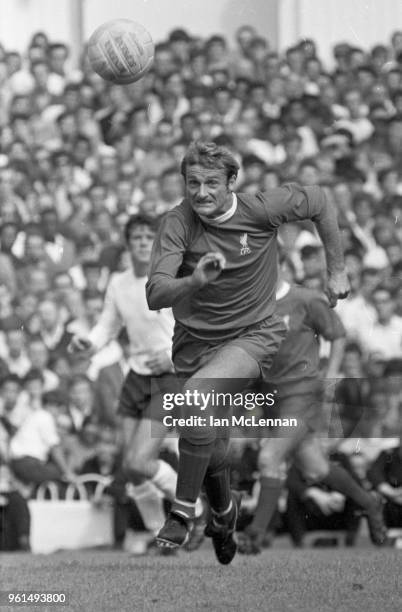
[{"xmin": 69, "ymin": 214, "xmax": 201, "ymax": 547}]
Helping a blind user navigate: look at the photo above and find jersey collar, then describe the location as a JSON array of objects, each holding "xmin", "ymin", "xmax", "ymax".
[
  {"xmin": 276, "ymin": 281, "xmax": 291, "ymax": 300},
  {"xmin": 207, "ymin": 193, "xmax": 237, "ymax": 225}
]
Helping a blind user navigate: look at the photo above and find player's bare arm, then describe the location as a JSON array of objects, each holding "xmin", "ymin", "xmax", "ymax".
[{"xmin": 146, "ymin": 251, "xmax": 226, "ymax": 310}]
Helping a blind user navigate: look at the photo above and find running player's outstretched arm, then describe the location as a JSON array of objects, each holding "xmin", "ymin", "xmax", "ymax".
[
  {"xmin": 265, "ymin": 184, "xmax": 350, "ymax": 306},
  {"xmin": 146, "ymin": 213, "xmax": 225, "ymax": 310}
]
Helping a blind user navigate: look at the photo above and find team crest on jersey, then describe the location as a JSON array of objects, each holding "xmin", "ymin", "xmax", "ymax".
[{"xmin": 240, "ymin": 233, "xmax": 251, "ymax": 255}]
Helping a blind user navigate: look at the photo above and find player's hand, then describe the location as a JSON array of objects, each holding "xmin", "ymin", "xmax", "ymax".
[
  {"xmin": 326, "ymin": 269, "xmax": 350, "ymax": 308},
  {"xmin": 192, "ymin": 252, "xmax": 226, "ymax": 287},
  {"xmin": 145, "ymin": 350, "xmax": 173, "ymax": 375},
  {"xmin": 67, "ymin": 335, "xmax": 94, "ymax": 354}
]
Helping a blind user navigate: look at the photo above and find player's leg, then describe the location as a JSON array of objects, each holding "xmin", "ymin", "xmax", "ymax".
[
  {"xmin": 126, "ymin": 375, "xmax": 205, "ymax": 523},
  {"xmin": 202, "ymin": 430, "xmax": 244, "ymax": 564},
  {"xmin": 122, "ymin": 417, "xmax": 166, "ymax": 535},
  {"xmin": 118, "ymin": 370, "xmax": 174, "ymax": 536},
  {"xmin": 239, "ymin": 385, "xmax": 314, "ymax": 554},
  {"xmin": 157, "ymin": 345, "xmax": 260, "ymax": 554},
  {"xmin": 239, "ymin": 424, "xmax": 308, "ymax": 554},
  {"xmin": 296, "ymin": 435, "xmax": 387, "ymax": 545},
  {"xmin": 172, "ymin": 345, "xmax": 260, "ymax": 518},
  {"xmin": 122, "ymin": 372, "xmax": 205, "ymax": 550}
]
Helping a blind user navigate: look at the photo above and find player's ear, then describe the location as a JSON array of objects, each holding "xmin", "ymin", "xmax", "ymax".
[{"xmin": 228, "ymin": 174, "xmax": 237, "ymax": 191}]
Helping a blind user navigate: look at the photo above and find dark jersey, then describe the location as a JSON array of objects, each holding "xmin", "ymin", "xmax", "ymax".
[
  {"xmin": 267, "ymin": 285, "xmax": 345, "ymax": 386},
  {"xmin": 147, "ymin": 184, "xmax": 325, "ymax": 341}
]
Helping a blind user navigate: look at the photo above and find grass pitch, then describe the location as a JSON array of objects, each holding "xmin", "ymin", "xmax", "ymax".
[{"xmin": 1, "ymin": 547, "xmax": 401, "ymax": 612}]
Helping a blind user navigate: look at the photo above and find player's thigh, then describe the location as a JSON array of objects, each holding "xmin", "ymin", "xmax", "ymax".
[
  {"xmin": 294, "ymin": 434, "xmax": 329, "ymax": 482},
  {"xmin": 174, "ymin": 347, "xmax": 256, "ymax": 443},
  {"xmin": 190, "ymin": 345, "xmax": 260, "ymax": 391}
]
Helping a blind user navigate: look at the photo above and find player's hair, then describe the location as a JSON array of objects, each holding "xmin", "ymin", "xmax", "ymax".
[
  {"xmin": 124, "ymin": 214, "xmax": 159, "ymax": 243},
  {"xmin": 181, "ymin": 141, "xmax": 239, "ymax": 181}
]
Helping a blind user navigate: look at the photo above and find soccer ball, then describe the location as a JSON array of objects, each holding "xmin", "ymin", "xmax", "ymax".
[{"xmin": 87, "ymin": 19, "xmax": 154, "ymax": 85}]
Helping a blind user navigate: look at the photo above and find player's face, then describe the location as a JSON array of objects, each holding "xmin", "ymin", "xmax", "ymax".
[
  {"xmin": 185, "ymin": 165, "xmax": 235, "ymax": 220},
  {"xmin": 127, "ymin": 224, "xmax": 155, "ymax": 265}
]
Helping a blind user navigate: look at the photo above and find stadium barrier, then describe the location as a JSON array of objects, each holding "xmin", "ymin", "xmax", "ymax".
[{"xmin": 28, "ymin": 475, "xmax": 114, "ymax": 554}]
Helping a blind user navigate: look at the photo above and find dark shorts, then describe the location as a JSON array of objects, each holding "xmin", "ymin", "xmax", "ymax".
[
  {"xmin": 117, "ymin": 370, "xmax": 180, "ymax": 422},
  {"xmin": 261, "ymin": 379, "xmax": 325, "ymax": 433},
  {"xmin": 172, "ymin": 314, "xmax": 287, "ymax": 378}
]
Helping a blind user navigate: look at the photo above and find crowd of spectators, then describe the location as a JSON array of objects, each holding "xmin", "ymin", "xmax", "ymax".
[{"xmin": 0, "ymin": 25, "xmax": 402, "ymax": 550}]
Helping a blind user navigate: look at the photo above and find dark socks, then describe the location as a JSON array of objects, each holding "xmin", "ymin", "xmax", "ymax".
[
  {"xmin": 204, "ymin": 466, "xmax": 231, "ymax": 514},
  {"xmin": 175, "ymin": 438, "xmax": 215, "ymax": 504},
  {"xmin": 204, "ymin": 437, "xmax": 231, "ymax": 514}
]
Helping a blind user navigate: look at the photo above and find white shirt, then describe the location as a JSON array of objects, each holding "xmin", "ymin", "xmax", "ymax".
[
  {"xmin": 10, "ymin": 409, "xmax": 60, "ymax": 462},
  {"xmin": 88, "ymin": 268, "xmax": 175, "ymax": 376}
]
